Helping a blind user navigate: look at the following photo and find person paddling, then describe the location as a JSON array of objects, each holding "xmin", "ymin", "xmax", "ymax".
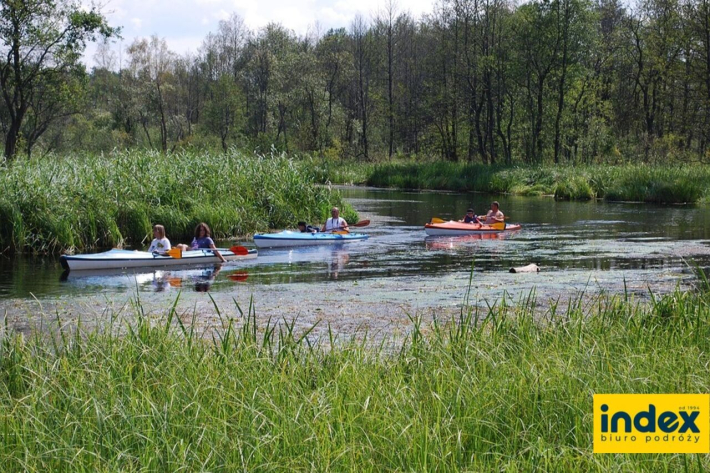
[
  {"xmin": 321, "ymin": 207, "xmax": 349, "ymax": 232},
  {"xmin": 176, "ymin": 222, "xmax": 227, "ymax": 262},
  {"xmin": 484, "ymin": 201, "xmax": 505, "ymax": 224}
]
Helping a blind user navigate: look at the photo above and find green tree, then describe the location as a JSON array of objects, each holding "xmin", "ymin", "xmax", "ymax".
[{"xmin": 0, "ymin": 0, "xmax": 117, "ymax": 158}]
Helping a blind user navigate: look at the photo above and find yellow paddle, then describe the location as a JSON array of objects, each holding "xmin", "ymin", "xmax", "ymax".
[{"xmin": 166, "ymin": 248, "xmax": 182, "ymax": 259}]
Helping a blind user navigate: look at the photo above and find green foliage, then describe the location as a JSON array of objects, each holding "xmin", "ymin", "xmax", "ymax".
[
  {"xmin": 1, "ymin": 289, "xmax": 710, "ymax": 469},
  {"xmin": 349, "ymin": 161, "xmax": 710, "ymax": 204},
  {"xmin": 0, "ymin": 0, "xmax": 118, "ymax": 158},
  {"xmin": 0, "ymin": 150, "xmax": 355, "ymax": 253},
  {"xmin": 554, "ymin": 176, "xmax": 595, "ymax": 200}
]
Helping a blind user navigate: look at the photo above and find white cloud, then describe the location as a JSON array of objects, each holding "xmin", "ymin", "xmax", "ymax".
[{"xmin": 83, "ymin": 0, "xmax": 433, "ymax": 67}]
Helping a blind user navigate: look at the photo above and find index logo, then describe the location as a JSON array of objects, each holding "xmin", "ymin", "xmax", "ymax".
[{"xmin": 594, "ymin": 394, "xmax": 709, "ymax": 453}]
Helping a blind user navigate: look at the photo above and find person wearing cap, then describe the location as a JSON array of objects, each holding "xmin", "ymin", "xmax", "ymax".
[
  {"xmin": 297, "ymin": 221, "xmax": 319, "ymax": 233},
  {"xmin": 484, "ymin": 201, "xmax": 505, "ymax": 224},
  {"xmin": 321, "ymin": 207, "xmax": 349, "ymax": 232},
  {"xmin": 461, "ymin": 209, "xmax": 480, "ymax": 224}
]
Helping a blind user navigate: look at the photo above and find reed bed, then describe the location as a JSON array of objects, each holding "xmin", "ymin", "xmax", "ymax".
[
  {"xmin": 349, "ymin": 161, "xmax": 710, "ymax": 203},
  {"xmin": 0, "ymin": 150, "xmax": 356, "ymax": 253},
  {"xmin": 1, "ymin": 288, "xmax": 709, "ymax": 471}
]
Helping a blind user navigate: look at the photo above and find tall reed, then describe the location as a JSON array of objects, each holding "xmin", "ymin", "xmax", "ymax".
[
  {"xmin": 0, "ymin": 150, "xmax": 357, "ymax": 253},
  {"xmin": 0, "ymin": 288, "xmax": 709, "ymax": 470},
  {"xmin": 345, "ymin": 161, "xmax": 710, "ymax": 203}
]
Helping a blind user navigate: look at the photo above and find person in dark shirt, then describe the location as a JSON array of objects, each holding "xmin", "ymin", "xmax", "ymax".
[
  {"xmin": 297, "ymin": 221, "xmax": 320, "ymax": 233},
  {"xmin": 461, "ymin": 209, "xmax": 480, "ymax": 224},
  {"xmin": 176, "ymin": 222, "xmax": 226, "ymax": 262}
]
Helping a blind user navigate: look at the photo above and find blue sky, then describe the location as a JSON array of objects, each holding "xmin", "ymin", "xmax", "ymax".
[{"xmin": 86, "ymin": 0, "xmax": 434, "ymax": 66}]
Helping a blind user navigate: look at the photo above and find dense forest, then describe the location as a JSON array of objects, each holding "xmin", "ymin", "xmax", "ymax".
[{"xmin": 2, "ymin": 0, "xmax": 710, "ymax": 164}]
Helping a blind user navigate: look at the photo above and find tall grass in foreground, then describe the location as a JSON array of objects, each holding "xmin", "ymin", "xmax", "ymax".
[
  {"xmin": 359, "ymin": 161, "xmax": 710, "ymax": 203},
  {"xmin": 0, "ymin": 150, "xmax": 356, "ymax": 253},
  {"xmin": 1, "ymin": 289, "xmax": 710, "ymax": 471}
]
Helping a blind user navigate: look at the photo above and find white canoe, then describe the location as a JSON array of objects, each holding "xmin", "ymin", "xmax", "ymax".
[
  {"xmin": 253, "ymin": 230, "xmax": 369, "ymax": 248},
  {"xmin": 60, "ymin": 248, "xmax": 257, "ymax": 271}
]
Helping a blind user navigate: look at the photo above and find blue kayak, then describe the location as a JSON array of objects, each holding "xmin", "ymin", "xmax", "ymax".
[{"xmin": 253, "ymin": 231, "xmax": 369, "ymax": 248}]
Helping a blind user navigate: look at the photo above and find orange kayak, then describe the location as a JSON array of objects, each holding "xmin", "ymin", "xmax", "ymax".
[{"xmin": 424, "ymin": 220, "xmax": 522, "ymax": 236}]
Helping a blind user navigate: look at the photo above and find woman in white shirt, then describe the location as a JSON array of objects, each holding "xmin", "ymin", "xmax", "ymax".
[
  {"xmin": 148, "ymin": 224, "xmax": 172, "ymax": 254},
  {"xmin": 321, "ymin": 207, "xmax": 349, "ymax": 232}
]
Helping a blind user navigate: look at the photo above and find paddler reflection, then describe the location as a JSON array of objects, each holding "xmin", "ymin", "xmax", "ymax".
[
  {"xmin": 327, "ymin": 246, "xmax": 350, "ymax": 280},
  {"xmin": 164, "ymin": 265, "xmax": 222, "ymax": 292}
]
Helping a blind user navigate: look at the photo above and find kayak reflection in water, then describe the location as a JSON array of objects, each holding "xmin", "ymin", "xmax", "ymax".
[{"xmin": 425, "ymin": 232, "xmax": 504, "ymax": 251}]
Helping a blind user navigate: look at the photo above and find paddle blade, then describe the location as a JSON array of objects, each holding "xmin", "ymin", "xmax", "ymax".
[
  {"xmin": 168, "ymin": 277, "xmax": 182, "ymax": 287},
  {"xmin": 228, "ymin": 271, "xmax": 249, "ymax": 282},
  {"xmin": 229, "ymin": 245, "xmax": 249, "ymax": 256},
  {"xmin": 351, "ymin": 219, "xmax": 370, "ymax": 227},
  {"xmin": 430, "ymin": 217, "xmax": 446, "ymax": 224},
  {"xmin": 166, "ymin": 248, "xmax": 182, "ymax": 259}
]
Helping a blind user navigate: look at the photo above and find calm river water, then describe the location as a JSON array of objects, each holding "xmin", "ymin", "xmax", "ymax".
[{"xmin": 2, "ymin": 188, "xmax": 710, "ymax": 335}]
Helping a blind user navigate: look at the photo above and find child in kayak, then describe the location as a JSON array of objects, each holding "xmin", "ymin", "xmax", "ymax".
[
  {"xmin": 298, "ymin": 221, "xmax": 320, "ymax": 233},
  {"xmin": 148, "ymin": 224, "xmax": 172, "ymax": 254},
  {"xmin": 461, "ymin": 209, "xmax": 480, "ymax": 224},
  {"xmin": 176, "ymin": 222, "xmax": 227, "ymax": 262}
]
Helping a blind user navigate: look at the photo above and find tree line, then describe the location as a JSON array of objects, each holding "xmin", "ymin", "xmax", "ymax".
[{"xmin": 2, "ymin": 0, "xmax": 710, "ymax": 164}]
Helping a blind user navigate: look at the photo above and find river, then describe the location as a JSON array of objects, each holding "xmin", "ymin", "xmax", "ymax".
[{"xmin": 2, "ymin": 187, "xmax": 709, "ymax": 336}]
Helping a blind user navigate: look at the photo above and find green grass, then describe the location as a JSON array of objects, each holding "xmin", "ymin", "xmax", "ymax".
[
  {"xmin": 0, "ymin": 150, "xmax": 357, "ymax": 253},
  {"xmin": 1, "ymin": 287, "xmax": 710, "ymax": 470},
  {"xmin": 328, "ymin": 160, "xmax": 710, "ymax": 204},
  {"xmin": 300, "ymin": 156, "xmax": 375, "ymax": 185}
]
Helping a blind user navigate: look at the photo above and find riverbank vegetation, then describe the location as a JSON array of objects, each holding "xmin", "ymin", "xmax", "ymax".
[
  {"xmin": 357, "ymin": 162, "xmax": 710, "ymax": 203},
  {"xmin": 1, "ymin": 288, "xmax": 709, "ymax": 470},
  {"xmin": 5, "ymin": 0, "xmax": 710, "ymax": 169},
  {"xmin": 0, "ymin": 151, "xmax": 356, "ymax": 254}
]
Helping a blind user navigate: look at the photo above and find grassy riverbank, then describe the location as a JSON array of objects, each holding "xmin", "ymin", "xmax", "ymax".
[
  {"xmin": 0, "ymin": 151, "xmax": 356, "ymax": 253},
  {"xmin": 1, "ymin": 289, "xmax": 709, "ymax": 470},
  {"xmin": 307, "ymin": 159, "xmax": 710, "ymax": 204}
]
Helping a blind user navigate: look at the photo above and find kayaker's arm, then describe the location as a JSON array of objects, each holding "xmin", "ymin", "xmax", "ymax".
[{"xmin": 208, "ymin": 244, "xmax": 227, "ymax": 263}]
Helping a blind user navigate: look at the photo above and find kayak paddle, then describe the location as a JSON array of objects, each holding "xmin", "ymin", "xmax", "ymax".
[
  {"xmin": 165, "ymin": 245, "xmax": 248, "ymax": 258},
  {"xmin": 166, "ymin": 248, "xmax": 183, "ymax": 259},
  {"xmin": 229, "ymin": 245, "xmax": 250, "ymax": 255},
  {"xmin": 332, "ymin": 219, "xmax": 370, "ymax": 234},
  {"xmin": 228, "ymin": 271, "xmax": 249, "ymax": 281}
]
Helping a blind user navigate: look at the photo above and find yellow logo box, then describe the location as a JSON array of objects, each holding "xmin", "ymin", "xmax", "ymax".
[{"xmin": 594, "ymin": 394, "xmax": 710, "ymax": 453}]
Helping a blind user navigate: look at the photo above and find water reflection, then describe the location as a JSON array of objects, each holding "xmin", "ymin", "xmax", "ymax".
[
  {"xmin": 327, "ymin": 246, "xmax": 350, "ymax": 280},
  {"xmin": 424, "ymin": 231, "xmax": 511, "ymax": 251},
  {"xmin": 60, "ymin": 264, "xmax": 249, "ymax": 293},
  {"xmin": 3, "ymin": 187, "xmax": 710, "ymax": 300}
]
